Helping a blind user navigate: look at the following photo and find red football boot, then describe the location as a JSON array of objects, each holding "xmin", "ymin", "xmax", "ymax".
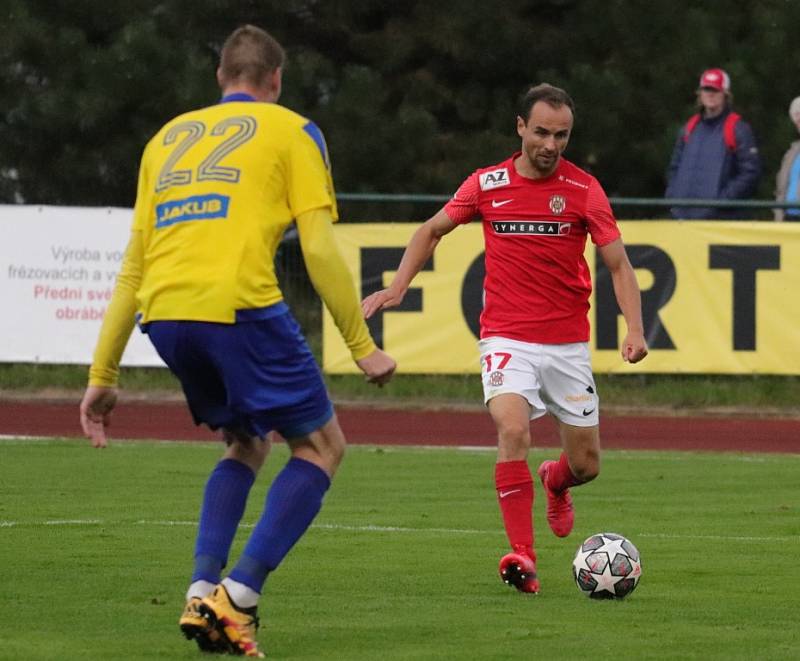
[
  {"xmin": 498, "ymin": 549, "xmax": 539, "ymax": 594},
  {"xmin": 537, "ymin": 460, "xmax": 575, "ymax": 537}
]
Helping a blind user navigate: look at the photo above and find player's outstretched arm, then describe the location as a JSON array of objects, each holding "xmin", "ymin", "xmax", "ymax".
[
  {"xmin": 81, "ymin": 230, "xmax": 143, "ymax": 446},
  {"xmin": 79, "ymin": 386, "xmax": 118, "ymax": 448},
  {"xmin": 296, "ymin": 208, "xmax": 396, "ymax": 386},
  {"xmin": 597, "ymin": 239, "xmax": 648, "ymax": 364},
  {"xmin": 361, "ymin": 208, "xmax": 457, "ymax": 319}
]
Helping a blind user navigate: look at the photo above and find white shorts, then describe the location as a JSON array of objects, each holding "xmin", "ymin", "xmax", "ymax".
[{"xmin": 478, "ymin": 336, "xmax": 599, "ymax": 427}]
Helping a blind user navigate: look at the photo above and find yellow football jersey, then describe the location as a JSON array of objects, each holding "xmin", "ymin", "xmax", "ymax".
[{"xmin": 132, "ymin": 96, "xmax": 338, "ymax": 322}]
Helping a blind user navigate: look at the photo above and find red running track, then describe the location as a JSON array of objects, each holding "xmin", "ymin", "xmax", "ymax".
[{"xmin": 1, "ymin": 399, "xmax": 799, "ymax": 453}]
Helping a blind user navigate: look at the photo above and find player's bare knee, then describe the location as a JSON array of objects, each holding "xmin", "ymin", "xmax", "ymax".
[
  {"xmin": 332, "ymin": 425, "xmax": 348, "ymax": 467},
  {"xmin": 224, "ymin": 430, "xmax": 271, "ymax": 473},
  {"xmin": 497, "ymin": 426, "xmax": 530, "ymax": 460},
  {"xmin": 290, "ymin": 418, "xmax": 347, "ymax": 476},
  {"xmin": 499, "ymin": 437, "xmax": 530, "ymax": 460},
  {"xmin": 325, "ymin": 432, "xmax": 346, "ymax": 467},
  {"xmin": 497, "ymin": 419, "xmax": 529, "ymax": 444}
]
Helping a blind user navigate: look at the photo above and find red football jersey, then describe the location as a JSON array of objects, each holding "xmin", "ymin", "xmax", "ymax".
[{"xmin": 444, "ymin": 153, "xmax": 620, "ymax": 344}]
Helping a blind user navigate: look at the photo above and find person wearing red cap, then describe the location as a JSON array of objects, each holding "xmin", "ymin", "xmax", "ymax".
[{"xmin": 665, "ymin": 68, "xmax": 761, "ymax": 219}]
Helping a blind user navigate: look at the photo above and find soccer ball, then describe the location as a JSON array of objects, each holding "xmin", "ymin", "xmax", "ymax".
[{"xmin": 572, "ymin": 532, "xmax": 642, "ymax": 599}]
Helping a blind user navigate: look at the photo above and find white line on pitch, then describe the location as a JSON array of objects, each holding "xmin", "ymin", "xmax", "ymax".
[
  {"xmin": 0, "ymin": 519, "xmax": 103, "ymax": 527},
  {"xmin": 139, "ymin": 521, "xmax": 491, "ymax": 535},
  {"xmin": 2, "ymin": 519, "xmax": 798, "ymax": 543},
  {"xmin": 140, "ymin": 519, "xmax": 252, "ymax": 528},
  {"xmin": 636, "ymin": 532, "xmax": 799, "ymax": 542},
  {"xmin": 312, "ymin": 523, "xmax": 493, "ymax": 535}
]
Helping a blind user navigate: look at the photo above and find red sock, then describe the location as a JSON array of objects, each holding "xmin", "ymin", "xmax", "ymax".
[
  {"xmin": 495, "ymin": 460, "xmax": 534, "ymax": 558},
  {"xmin": 546, "ymin": 452, "xmax": 582, "ymax": 492}
]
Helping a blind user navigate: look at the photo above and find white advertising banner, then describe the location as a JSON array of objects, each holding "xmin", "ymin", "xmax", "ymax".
[{"xmin": 0, "ymin": 205, "xmax": 164, "ymax": 366}]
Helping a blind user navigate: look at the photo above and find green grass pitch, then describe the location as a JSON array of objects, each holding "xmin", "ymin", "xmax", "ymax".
[{"xmin": 1, "ymin": 439, "xmax": 798, "ymax": 660}]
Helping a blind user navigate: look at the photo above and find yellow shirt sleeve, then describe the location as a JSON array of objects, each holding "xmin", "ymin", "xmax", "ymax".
[
  {"xmin": 295, "ymin": 208, "xmax": 376, "ymax": 361},
  {"xmin": 288, "ymin": 121, "xmax": 338, "ymax": 221},
  {"xmin": 87, "ymin": 230, "xmax": 144, "ymax": 386}
]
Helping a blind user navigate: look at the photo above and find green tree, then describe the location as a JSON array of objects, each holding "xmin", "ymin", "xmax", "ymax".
[{"xmin": 2, "ymin": 0, "xmax": 800, "ymax": 213}]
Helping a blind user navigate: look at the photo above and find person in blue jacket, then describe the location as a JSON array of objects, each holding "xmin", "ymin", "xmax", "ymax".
[{"xmin": 665, "ymin": 68, "xmax": 761, "ymax": 219}]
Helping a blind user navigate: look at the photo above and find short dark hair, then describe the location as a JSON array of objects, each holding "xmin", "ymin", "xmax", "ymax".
[
  {"xmin": 219, "ymin": 25, "xmax": 286, "ymax": 87},
  {"xmin": 518, "ymin": 83, "xmax": 575, "ymax": 122}
]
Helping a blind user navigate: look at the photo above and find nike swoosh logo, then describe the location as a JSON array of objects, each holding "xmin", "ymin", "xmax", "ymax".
[
  {"xmin": 499, "ymin": 488, "xmax": 521, "ymax": 498},
  {"xmin": 491, "ymin": 199, "xmax": 513, "ymax": 208},
  {"xmin": 582, "ymin": 408, "xmax": 596, "ymax": 416}
]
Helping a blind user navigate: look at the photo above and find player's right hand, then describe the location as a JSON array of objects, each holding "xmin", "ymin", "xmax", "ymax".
[
  {"xmin": 361, "ymin": 288, "xmax": 405, "ymax": 319},
  {"xmin": 79, "ymin": 385, "xmax": 119, "ymax": 448},
  {"xmin": 356, "ymin": 348, "xmax": 396, "ymax": 387},
  {"xmin": 621, "ymin": 330, "xmax": 648, "ymax": 364}
]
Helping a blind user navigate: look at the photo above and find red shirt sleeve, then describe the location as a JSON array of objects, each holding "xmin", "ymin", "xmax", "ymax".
[
  {"xmin": 443, "ymin": 173, "xmax": 481, "ymax": 224},
  {"xmin": 585, "ymin": 178, "xmax": 621, "ymax": 246}
]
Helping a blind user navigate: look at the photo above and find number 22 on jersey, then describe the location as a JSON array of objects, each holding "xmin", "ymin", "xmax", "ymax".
[{"xmin": 155, "ymin": 116, "xmax": 257, "ymax": 192}]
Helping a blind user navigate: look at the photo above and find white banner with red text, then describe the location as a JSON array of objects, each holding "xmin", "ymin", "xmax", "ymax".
[{"xmin": 0, "ymin": 205, "xmax": 163, "ymax": 366}]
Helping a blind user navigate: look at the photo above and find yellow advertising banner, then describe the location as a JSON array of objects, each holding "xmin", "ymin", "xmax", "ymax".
[{"xmin": 323, "ymin": 221, "xmax": 800, "ymax": 375}]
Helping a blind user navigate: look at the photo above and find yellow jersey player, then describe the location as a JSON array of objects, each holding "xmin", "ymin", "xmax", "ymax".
[{"xmin": 79, "ymin": 25, "xmax": 395, "ymax": 657}]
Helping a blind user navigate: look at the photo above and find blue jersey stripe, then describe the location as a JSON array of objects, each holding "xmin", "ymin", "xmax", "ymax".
[{"xmin": 303, "ymin": 121, "xmax": 330, "ymax": 168}]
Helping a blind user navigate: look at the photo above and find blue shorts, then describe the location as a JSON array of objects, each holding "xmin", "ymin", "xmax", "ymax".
[{"xmin": 142, "ymin": 302, "xmax": 333, "ymax": 439}]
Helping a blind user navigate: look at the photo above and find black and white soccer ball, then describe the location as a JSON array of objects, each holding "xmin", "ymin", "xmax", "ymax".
[{"xmin": 572, "ymin": 532, "xmax": 642, "ymax": 599}]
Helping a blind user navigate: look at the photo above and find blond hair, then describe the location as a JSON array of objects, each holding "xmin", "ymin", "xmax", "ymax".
[{"xmin": 219, "ymin": 25, "xmax": 285, "ymax": 87}]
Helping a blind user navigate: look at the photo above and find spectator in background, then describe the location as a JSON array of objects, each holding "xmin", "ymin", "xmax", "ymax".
[
  {"xmin": 774, "ymin": 96, "xmax": 800, "ymax": 221},
  {"xmin": 665, "ymin": 68, "xmax": 761, "ymax": 219}
]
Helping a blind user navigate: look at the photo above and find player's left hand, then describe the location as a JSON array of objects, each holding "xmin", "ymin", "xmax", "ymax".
[
  {"xmin": 621, "ymin": 331, "xmax": 648, "ymax": 364},
  {"xmin": 361, "ymin": 288, "xmax": 405, "ymax": 319},
  {"xmin": 79, "ymin": 385, "xmax": 119, "ymax": 448}
]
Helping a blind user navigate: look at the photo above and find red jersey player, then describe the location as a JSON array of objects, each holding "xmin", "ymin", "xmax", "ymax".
[{"xmin": 362, "ymin": 83, "xmax": 648, "ymax": 594}]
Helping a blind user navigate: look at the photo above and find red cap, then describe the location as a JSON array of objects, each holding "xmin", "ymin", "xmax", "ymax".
[{"xmin": 699, "ymin": 68, "xmax": 730, "ymax": 92}]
